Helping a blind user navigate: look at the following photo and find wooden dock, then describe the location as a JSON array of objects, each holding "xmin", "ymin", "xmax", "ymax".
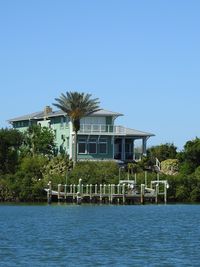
[{"xmin": 45, "ymin": 179, "xmax": 169, "ymax": 205}]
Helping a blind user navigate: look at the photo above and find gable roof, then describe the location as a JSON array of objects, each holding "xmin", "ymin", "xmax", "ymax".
[{"xmin": 8, "ymin": 108, "xmax": 123, "ymax": 123}]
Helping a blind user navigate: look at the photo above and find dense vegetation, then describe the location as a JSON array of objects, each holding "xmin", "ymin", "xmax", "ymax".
[{"xmin": 1, "ymin": 126, "xmax": 200, "ymax": 202}]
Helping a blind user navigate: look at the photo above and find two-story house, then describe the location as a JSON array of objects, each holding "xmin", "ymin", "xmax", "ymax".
[{"xmin": 9, "ymin": 106, "xmax": 154, "ymax": 162}]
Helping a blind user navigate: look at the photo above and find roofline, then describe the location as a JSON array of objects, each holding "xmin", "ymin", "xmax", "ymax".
[{"xmin": 8, "ymin": 108, "xmax": 123, "ymax": 122}]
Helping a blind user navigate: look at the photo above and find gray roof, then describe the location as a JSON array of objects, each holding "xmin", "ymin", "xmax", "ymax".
[
  {"xmin": 124, "ymin": 127, "xmax": 155, "ymax": 137},
  {"xmin": 90, "ymin": 109, "xmax": 123, "ymax": 117},
  {"xmin": 8, "ymin": 108, "xmax": 123, "ymax": 123}
]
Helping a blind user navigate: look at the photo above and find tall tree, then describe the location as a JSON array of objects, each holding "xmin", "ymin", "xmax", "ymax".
[
  {"xmin": 0, "ymin": 128, "xmax": 23, "ymax": 174},
  {"xmin": 23, "ymin": 125, "xmax": 55, "ymax": 157},
  {"xmin": 53, "ymin": 91, "xmax": 100, "ymax": 165},
  {"xmin": 178, "ymin": 137, "xmax": 200, "ymax": 174}
]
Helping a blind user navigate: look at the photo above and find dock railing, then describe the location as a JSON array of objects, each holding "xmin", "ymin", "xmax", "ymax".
[{"xmin": 46, "ymin": 178, "xmax": 169, "ymax": 205}]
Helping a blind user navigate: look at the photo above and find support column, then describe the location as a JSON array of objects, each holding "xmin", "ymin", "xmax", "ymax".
[
  {"xmin": 112, "ymin": 136, "xmax": 115, "ymax": 159},
  {"xmin": 142, "ymin": 137, "xmax": 147, "ymax": 155},
  {"xmin": 122, "ymin": 137, "xmax": 125, "ymax": 161}
]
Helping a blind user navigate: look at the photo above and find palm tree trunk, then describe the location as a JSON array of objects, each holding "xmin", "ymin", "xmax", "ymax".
[{"xmin": 74, "ymin": 130, "xmax": 77, "ymax": 166}]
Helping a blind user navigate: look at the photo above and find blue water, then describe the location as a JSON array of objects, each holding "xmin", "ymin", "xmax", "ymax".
[{"xmin": 0, "ymin": 204, "xmax": 200, "ymax": 267}]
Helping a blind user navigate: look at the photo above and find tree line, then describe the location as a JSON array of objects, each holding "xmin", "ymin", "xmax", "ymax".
[
  {"xmin": 1, "ymin": 125, "xmax": 200, "ymax": 202},
  {"xmin": 1, "ymin": 91, "xmax": 200, "ymax": 202}
]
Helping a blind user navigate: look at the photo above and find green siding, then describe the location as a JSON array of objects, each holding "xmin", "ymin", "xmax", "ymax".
[{"xmin": 50, "ymin": 118, "xmax": 70, "ymax": 154}]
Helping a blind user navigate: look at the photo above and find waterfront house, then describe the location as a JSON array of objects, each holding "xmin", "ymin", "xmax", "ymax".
[{"xmin": 9, "ymin": 106, "xmax": 154, "ymax": 162}]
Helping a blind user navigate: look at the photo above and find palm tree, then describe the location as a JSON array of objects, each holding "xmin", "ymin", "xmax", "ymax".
[{"xmin": 53, "ymin": 91, "xmax": 100, "ymax": 165}]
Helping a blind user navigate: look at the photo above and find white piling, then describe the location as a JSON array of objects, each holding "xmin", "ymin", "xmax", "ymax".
[
  {"xmin": 95, "ymin": 184, "xmax": 98, "ymax": 195},
  {"xmin": 122, "ymin": 184, "xmax": 125, "ymax": 204},
  {"xmin": 58, "ymin": 184, "xmax": 61, "ymax": 202},
  {"xmin": 64, "ymin": 184, "xmax": 67, "ymax": 200},
  {"xmin": 100, "ymin": 184, "xmax": 102, "ymax": 203},
  {"xmin": 47, "ymin": 181, "xmax": 52, "ymax": 204},
  {"xmin": 103, "ymin": 184, "xmax": 106, "ymax": 195},
  {"xmin": 155, "ymin": 184, "xmax": 159, "ymax": 204},
  {"xmin": 141, "ymin": 184, "xmax": 145, "ymax": 204},
  {"xmin": 86, "ymin": 184, "xmax": 89, "ymax": 195},
  {"xmin": 90, "ymin": 184, "xmax": 92, "ymax": 201},
  {"xmin": 73, "ymin": 184, "xmax": 76, "ymax": 200}
]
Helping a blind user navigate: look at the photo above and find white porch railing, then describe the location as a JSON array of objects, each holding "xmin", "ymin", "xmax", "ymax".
[{"xmin": 79, "ymin": 124, "xmax": 126, "ymax": 134}]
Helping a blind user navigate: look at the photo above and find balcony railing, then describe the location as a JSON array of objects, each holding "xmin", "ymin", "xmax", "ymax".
[{"xmin": 79, "ymin": 124, "xmax": 126, "ymax": 134}]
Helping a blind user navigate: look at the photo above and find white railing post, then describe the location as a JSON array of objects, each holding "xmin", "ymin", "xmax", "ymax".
[
  {"xmin": 86, "ymin": 184, "xmax": 89, "ymax": 194},
  {"xmin": 104, "ymin": 184, "xmax": 106, "ymax": 195},
  {"xmin": 70, "ymin": 184, "xmax": 72, "ymax": 194},
  {"xmin": 100, "ymin": 184, "xmax": 102, "ymax": 203},
  {"xmin": 95, "ymin": 184, "xmax": 98, "ymax": 195},
  {"xmin": 90, "ymin": 184, "xmax": 92, "ymax": 201}
]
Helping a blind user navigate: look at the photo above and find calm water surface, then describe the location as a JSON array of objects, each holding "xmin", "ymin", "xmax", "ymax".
[{"xmin": 0, "ymin": 204, "xmax": 200, "ymax": 267}]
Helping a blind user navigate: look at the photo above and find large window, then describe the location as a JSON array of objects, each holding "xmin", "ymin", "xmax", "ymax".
[
  {"xmin": 88, "ymin": 138, "xmax": 97, "ymax": 154},
  {"xmin": 78, "ymin": 138, "xmax": 87, "ymax": 154},
  {"xmin": 99, "ymin": 138, "xmax": 107, "ymax": 154}
]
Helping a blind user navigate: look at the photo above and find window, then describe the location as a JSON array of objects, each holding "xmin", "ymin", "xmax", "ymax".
[
  {"xmin": 99, "ymin": 138, "xmax": 107, "ymax": 154},
  {"xmin": 78, "ymin": 138, "xmax": 87, "ymax": 154},
  {"xmin": 18, "ymin": 121, "xmax": 24, "ymax": 127},
  {"xmin": 88, "ymin": 138, "xmax": 97, "ymax": 154}
]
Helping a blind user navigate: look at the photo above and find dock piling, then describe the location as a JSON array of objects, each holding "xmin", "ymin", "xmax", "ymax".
[{"xmin": 47, "ymin": 181, "xmax": 52, "ymax": 204}]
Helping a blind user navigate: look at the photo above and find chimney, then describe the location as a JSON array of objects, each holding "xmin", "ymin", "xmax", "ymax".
[{"xmin": 44, "ymin": 106, "xmax": 53, "ymax": 118}]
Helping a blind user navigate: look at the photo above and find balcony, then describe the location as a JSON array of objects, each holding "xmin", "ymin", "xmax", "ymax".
[{"xmin": 79, "ymin": 124, "xmax": 126, "ymax": 135}]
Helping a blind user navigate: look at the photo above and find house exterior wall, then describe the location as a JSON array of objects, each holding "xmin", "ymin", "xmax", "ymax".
[
  {"xmin": 50, "ymin": 116, "xmax": 71, "ymax": 155},
  {"xmin": 13, "ymin": 121, "xmax": 32, "ymax": 133},
  {"xmin": 75, "ymin": 135, "xmax": 114, "ymax": 160},
  {"xmin": 10, "ymin": 109, "xmax": 152, "ymax": 162},
  {"xmin": 11, "ymin": 115, "xmax": 114, "ymax": 159}
]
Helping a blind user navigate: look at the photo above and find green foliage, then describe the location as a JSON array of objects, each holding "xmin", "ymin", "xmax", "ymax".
[
  {"xmin": 0, "ymin": 128, "xmax": 23, "ymax": 174},
  {"xmin": 68, "ymin": 161, "xmax": 119, "ymax": 185},
  {"xmin": 147, "ymin": 143, "xmax": 177, "ymax": 162},
  {"xmin": 0, "ymin": 176, "xmax": 45, "ymax": 202},
  {"xmin": 127, "ymin": 163, "xmax": 142, "ymax": 174},
  {"xmin": 161, "ymin": 159, "xmax": 179, "ymax": 175},
  {"xmin": 22, "ymin": 125, "xmax": 56, "ymax": 157},
  {"xmin": 42, "ymin": 155, "xmax": 72, "ymax": 187},
  {"xmin": 178, "ymin": 137, "xmax": 200, "ymax": 174},
  {"xmin": 20, "ymin": 156, "xmax": 48, "ymax": 181},
  {"xmin": 138, "ymin": 156, "xmax": 155, "ymax": 171},
  {"xmin": 2, "ymin": 125, "xmax": 200, "ymax": 203}
]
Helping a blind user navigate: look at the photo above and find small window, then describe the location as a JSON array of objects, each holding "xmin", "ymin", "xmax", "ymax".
[
  {"xmin": 99, "ymin": 138, "xmax": 107, "ymax": 154},
  {"xmin": 78, "ymin": 138, "xmax": 87, "ymax": 154},
  {"xmin": 88, "ymin": 138, "xmax": 97, "ymax": 154}
]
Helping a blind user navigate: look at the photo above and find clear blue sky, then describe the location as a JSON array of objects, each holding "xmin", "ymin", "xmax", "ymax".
[{"xmin": 0, "ymin": 0, "xmax": 200, "ymax": 150}]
